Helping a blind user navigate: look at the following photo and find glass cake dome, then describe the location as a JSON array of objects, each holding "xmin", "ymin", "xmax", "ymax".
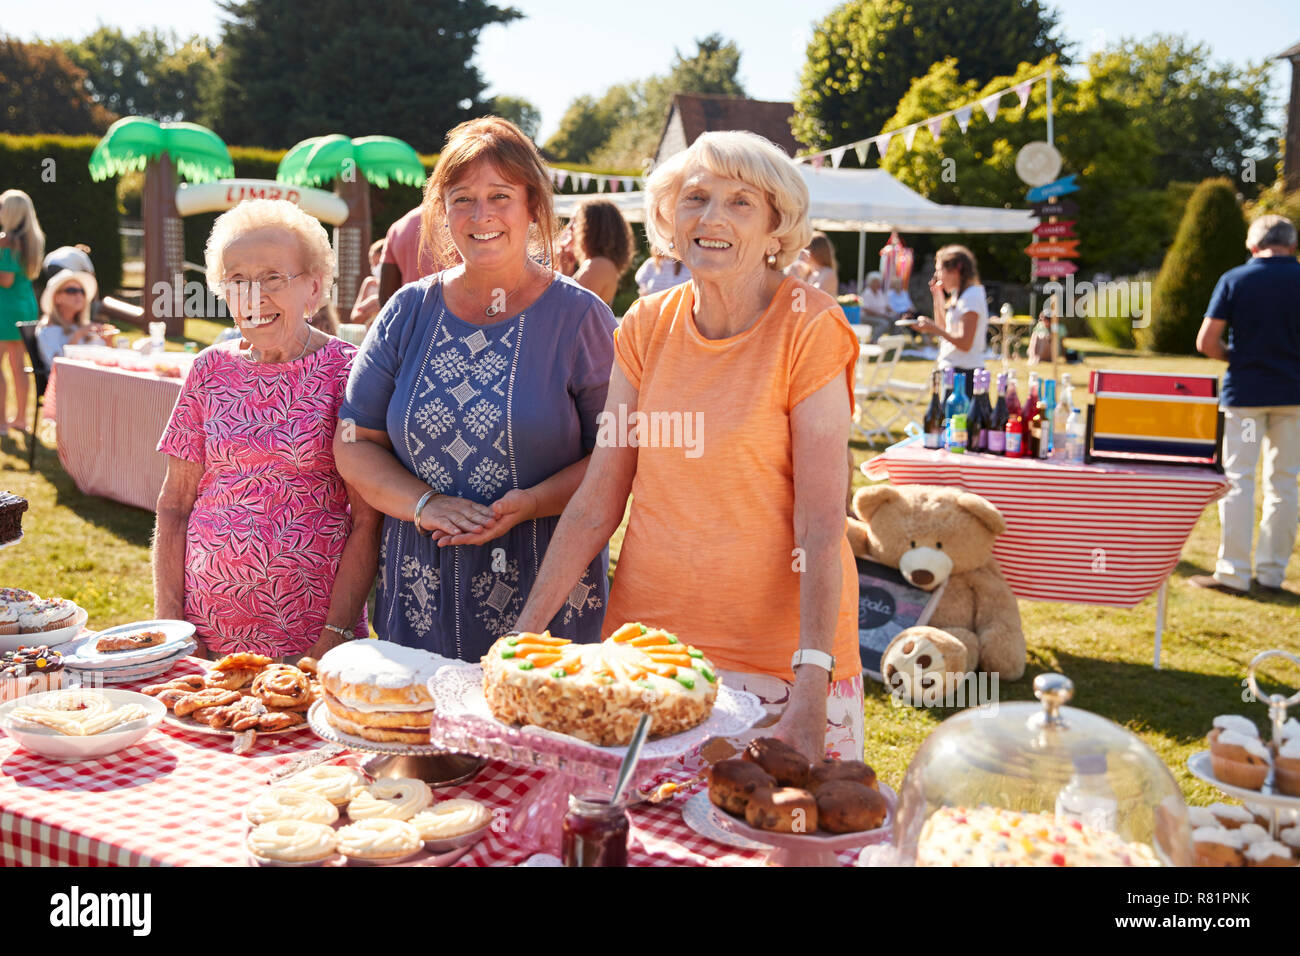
[{"xmin": 890, "ymin": 673, "xmax": 1193, "ymax": 867}]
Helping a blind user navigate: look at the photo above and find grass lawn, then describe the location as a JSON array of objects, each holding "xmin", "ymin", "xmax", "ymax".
[{"xmin": 0, "ymin": 331, "xmax": 1295, "ymax": 811}]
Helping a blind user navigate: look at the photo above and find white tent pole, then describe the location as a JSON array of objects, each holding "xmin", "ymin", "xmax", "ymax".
[{"xmin": 857, "ymin": 228, "xmax": 866, "ymax": 293}]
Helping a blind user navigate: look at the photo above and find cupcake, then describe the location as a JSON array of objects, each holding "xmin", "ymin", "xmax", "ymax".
[
  {"xmin": 1209, "ymin": 731, "xmax": 1271, "ymax": 790},
  {"xmin": 1279, "ymin": 827, "xmax": 1300, "ymax": 860},
  {"xmin": 1192, "ymin": 826, "xmax": 1245, "ymax": 867},
  {"xmin": 1187, "ymin": 806, "xmax": 1219, "ymax": 830},
  {"xmin": 1246, "ymin": 801, "xmax": 1299, "ymax": 830},
  {"xmin": 1212, "ymin": 714, "xmax": 1260, "ymax": 738},
  {"xmin": 0, "ymin": 604, "xmax": 17, "ymax": 636},
  {"xmin": 1234, "ymin": 823, "xmax": 1269, "ymax": 845},
  {"xmin": 1274, "ymin": 738, "xmax": 1300, "ymax": 797},
  {"xmin": 17, "ymin": 598, "xmax": 78, "ymax": 634},
  {"xmin": 1208, "ymin": 803, "xmax": 1255, "ymax": 829},
  {"xmin": 1244, "ymin": 840, "xmax": 1295, "ymax": 867}
]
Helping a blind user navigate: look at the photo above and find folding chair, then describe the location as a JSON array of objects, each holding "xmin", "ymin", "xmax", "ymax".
[
  {"xmin": 852, "ymin": 334, "xmax": 907, "ymax": 442},
  {"xmin": 16, "ymin": 321, "xmax": 49, "ymax": 469}
]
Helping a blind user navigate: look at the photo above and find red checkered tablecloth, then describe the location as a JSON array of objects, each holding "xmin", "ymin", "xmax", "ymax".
[{"xmin": 0, "ymin": 660, "xmax": 843, "ymax": 867}]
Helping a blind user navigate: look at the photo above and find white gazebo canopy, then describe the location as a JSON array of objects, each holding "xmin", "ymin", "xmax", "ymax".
[{"xmin": 554, "ymin": 165, "xmax": 1035, "ymax": 287}]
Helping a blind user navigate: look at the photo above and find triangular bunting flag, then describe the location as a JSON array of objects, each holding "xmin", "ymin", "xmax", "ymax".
[
  {"xmin": 854, "ymin": 141, "xmax": 870, "ymax": 165},
  {"xmin": 811, "ymin": 155, "xmax": 825, "ymax": 169},
  {"xmin": 902, "ymin": 125, "xmax": 918, "ymax": 150},
  {"xmin": 830, "ymin": 146, "xmax": 847, "ymax": 168},
  {"xmin": 578, "ymin": 172, "xmax": 591, "ymax": 190},
  {"xmin": 926, "ymin": 117, "xmax": 943, "ymax": 141},
  {"xmin": 955, "ymin": 105, "xmax": 973, "ymax": 133},
  {"xmin": 621, "ymin": 178, "xmax": 634, "ymax": 191},
  {"xmin": 980, "ymin": 93, "xmax": 1002, "ymax": 123},
  {"xmin": 608, "ymin": 178, "xmax": 620, "ymax": 192},
  {"xmin": 555, "ymin": 169, "xmax": 568, "ymax": 189},
  {"xmin": 875, "ymin": 133, "xmax": 893, "ymax": 156},
  {"xmin": 1015, "ymin": 80, "xmax": 1033, "ymax": 110}
]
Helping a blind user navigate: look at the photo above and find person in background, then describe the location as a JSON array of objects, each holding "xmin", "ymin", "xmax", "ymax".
[
  {"xmin": 1192, "ymin": 214, "xmax": 1300, "ymax": 597},
  {"xmin": 41, "ymin": 243, "xmax": 94, "ymax": 283},
  {"xmin": 786, "ymin": 231, "xmax": 838, "ymax": 296},
  {"xmin": 512, "ymin": 131, "xmax": 862, "ymax": 763},
  {"xmin": 635, "ymin": 247, "xmax": 691, "ymax": 296},
  {"xmin": 310, "ymin": 300, "xmax": 340, "ymax": 336},
  {"xmin": 558, "ymin": 199, "xmax": 634, "ymax": 307},
  {"xmin": 887, "ymin": 276, "xmax": 917, "ymax": 322},
  {"xmin": 858, "ymin": 270, "xmax": 893, "ymax": 340},
  {"xmin": 378, "ymin": 205, "xmax": 446, "ymax": 309},
  {"xmin": 349, "ymin": 239, "xmax": 386, "ymax": 326},
  {"xmin": 915, "ymin": 245, "xmax": 987, "ymax": 398},
  {"xmin": 36, "ymin": 269, "xmax": 117, "ymax": 366},
  {"xmin": 0, "ymin": 189, "xmax": 44, "ymax": 432}
]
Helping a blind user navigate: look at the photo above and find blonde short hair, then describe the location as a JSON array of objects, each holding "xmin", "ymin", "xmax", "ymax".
[
  {"xmin": 644, "ymin": 131, "xmax": 811, "ymax": 271},
  {"xmin": 205, "ymin": 199, "xmax": 334, "ymax": 311}
]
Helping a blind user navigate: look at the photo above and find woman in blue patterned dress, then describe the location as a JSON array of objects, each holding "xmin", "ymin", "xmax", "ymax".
[{"xmin": 335, "ymin": 118, "xmax": 616, "ymax": 660}]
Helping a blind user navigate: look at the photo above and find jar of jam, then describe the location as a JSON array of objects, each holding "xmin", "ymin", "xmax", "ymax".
[{"xmin": 562, "ymin": 794, "xmax": 629, "ymax": 867}]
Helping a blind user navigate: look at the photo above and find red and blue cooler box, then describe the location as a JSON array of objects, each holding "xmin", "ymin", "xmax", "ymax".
[{"xmin": 1084, "ymin": 369, "xmax": 1224, "ymax": 471}]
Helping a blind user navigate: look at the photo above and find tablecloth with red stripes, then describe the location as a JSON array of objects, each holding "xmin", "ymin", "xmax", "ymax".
[
  {"xmin": 0, "ymin": 660, "xmax": 833, "ymax": 867},
  {"xmin": 47, "ymin": 359, "xmax": 182, "ymax": 512},
  {"xmin": 863, "ymin": 444, "xmax": 1230, "ymax": 608}
]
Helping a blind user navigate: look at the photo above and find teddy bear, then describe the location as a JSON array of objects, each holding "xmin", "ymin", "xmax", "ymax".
[{"xmin": 845, "ymin": 483, "xmax": 1025, "ymax": 705}]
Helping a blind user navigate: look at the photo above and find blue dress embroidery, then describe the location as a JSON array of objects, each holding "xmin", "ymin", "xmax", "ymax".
[{"xmin": 342, "ymin": 274, "xmax": 616, "ymax": 661}]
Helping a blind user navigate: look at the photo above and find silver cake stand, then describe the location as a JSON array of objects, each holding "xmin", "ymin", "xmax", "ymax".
[{"xmin": 306, "ymin": 700, "xmax": 484, "ymax": 786}]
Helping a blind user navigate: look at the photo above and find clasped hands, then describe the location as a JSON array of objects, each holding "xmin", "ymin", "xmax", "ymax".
[{"xmin": 416, "ymin": 488, "xmax": 537, "ymax": 547}]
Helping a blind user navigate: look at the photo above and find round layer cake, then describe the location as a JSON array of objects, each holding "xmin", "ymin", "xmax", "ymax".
[
  {"xmin": 481, "ymin": 623, "xmax": 719, "ymax": 747},
  {"xmin": 917, "ymin": 806, "xmax": 1161, "ymax": 867},
  {"xmin": 317, "ymin": 641, "xmax": 449, "ymax": 745}
]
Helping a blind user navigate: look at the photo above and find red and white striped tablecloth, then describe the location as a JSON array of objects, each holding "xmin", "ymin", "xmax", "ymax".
[
  {"xmin": 0, "ymin": 659, "xmax": 823, "ymax": 867},
  {"xmin": 49, "ymin": 359, "xmax": 182, "ymax": 512},
  {"xmin": 863, "ymin": 444, "xmax": 1230, "ymax": 609}
]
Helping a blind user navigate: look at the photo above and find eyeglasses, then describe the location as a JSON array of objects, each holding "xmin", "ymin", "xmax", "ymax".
[
  {"xmin": 217, "ymin": 272, "xmax": 303, "ymax": 298},
  {"xmin": 59, "ymin": 287, "xmax": 86, "ymax": 296}
]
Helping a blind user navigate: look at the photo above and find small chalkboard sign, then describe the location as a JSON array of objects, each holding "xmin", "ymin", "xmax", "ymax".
[{"xmin": 857, "ymin": 557, "xmax": 946, "ymax": 682}]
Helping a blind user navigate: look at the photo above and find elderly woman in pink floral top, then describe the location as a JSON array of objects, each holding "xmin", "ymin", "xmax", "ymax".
[{"xmin": 153, "ymin": 199, "xmax": 380, "ymax": 659}]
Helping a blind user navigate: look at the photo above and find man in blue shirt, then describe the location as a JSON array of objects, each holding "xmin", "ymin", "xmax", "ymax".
[{"xmin": 1192, "ymin": 215, "xmax": 1300, "ymax": 596}]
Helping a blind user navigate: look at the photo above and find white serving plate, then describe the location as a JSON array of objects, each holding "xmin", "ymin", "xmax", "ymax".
[
  {"xmin": 0, "ymin": 688, "xmax": 165, "ymax": 761},
  {"xmin": 61, "ymin": 620, "xmax": 196, "ymax": 668},
  {"xmin": 66, "ymin": 643, "xmax": 196, "ymax": 685},
  {"xmin": 0, "ymin": 605, "xmax": 88, "ymax": 653}
]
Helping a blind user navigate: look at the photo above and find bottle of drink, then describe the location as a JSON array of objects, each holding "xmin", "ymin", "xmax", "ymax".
[
  {"xmin": 967, "ymin": 369, "xmax": 991, "ymax": 453},
  {"xmin": 1004, "ymin": 374, "xmax": 1025, "ymax": 458},
  {"xmin": 1054, "ymin": 754, "xmax": 1119, "ymax": 834},
  {"xmin": 1052, "ymin": 375, "xmax": 1073, "ymax": 461},
  {"xmin": 923, "ymin": 369, "xmax": 944, "ymax": 450},
  {"xmin": 987, "ymin": 372, "xmax": 1008, "ymax": 455},
  {"xmin": 1022, "ymin": 372, "xmax": 1041, "ymax": 434},
  {"xmin": 1040, "ymin": 379, "xmax": 1057, "ymax": 459},
  {"xmin": 1063, "ymin": 404, "xmax": 1086, "ymax": 463},
  {"xmin": 944, "ymin": 372, "xmax": 970, "ymax": 454},
  {"xmin": 1005, "ymin": 372, "xmax": 1022, "ymax": 420},
  {"xmin": 940, "ymin": 366, "xmax": 955, "ymax": 445}
]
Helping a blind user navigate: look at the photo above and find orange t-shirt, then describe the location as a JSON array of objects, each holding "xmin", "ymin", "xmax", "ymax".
[{"xmin": 606, "ymin": 276, "xmax": 861, "ymax": 681}]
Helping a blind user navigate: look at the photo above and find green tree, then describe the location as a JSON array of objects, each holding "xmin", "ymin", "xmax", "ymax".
[
  {"xmin": 1141, "ymin": 178, "xmax": 1246, "ymax": 354},
  {"xmin": 213, "ymin": 0, "xmax": 520, "ymax": 152},
  {"xmin": 58, "ymin": 28, "xmax": 218, "ymax": 124},
  {"xmin": 0, "ymin": 37, "xmax": 116, "ymax": 134},
  {"xmin": 794, "ymin": 0, "xmax": 1067, "ymax": 151},
  {"xmin": 487, "ymin": 95, "xmax": 541, "ymax": 141},
  {"xmin": 544, "ymin": 33, "xmax": 746, "ymax": 169}
]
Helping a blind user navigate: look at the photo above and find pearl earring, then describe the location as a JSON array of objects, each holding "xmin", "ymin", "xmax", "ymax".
[
  {"xmin": 767, "ymin": 252, "xmax": 777, "ymax": 267},
  {"xmin": 668, "ymin": 240, "xmax": 675, "ymax": 250}
]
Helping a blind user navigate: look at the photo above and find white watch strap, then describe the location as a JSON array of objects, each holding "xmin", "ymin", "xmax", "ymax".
[{"xmin": 791, "ymin": 648, "xmax": 836, "ymax": 674}]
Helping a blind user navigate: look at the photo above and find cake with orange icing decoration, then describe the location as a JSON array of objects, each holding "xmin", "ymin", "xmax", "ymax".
[{"xmin": 481, "ymin": 623, "xmax": 718, "ymax": 746}]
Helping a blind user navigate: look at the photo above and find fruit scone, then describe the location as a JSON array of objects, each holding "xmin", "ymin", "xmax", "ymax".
[{"xmin": 481, "ymin": 623, "xmax": 719, "ymax": 747}]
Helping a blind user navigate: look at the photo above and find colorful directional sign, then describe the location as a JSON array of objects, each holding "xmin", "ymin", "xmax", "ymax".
[
  {"xmin": 1025, "ymin": 240, "xmax": 1080, "ymax": 258},
  {"xmin": 1032, "ymin": 199, "xmax": 1079, "ymax": 218},
  {"xmin": 1033, "ymin": 220, "xmax": 1077, "ymax": 238},
  {"xmin": 1026, "ymin": 174, "xmax": 1079, "ymax": 203},
  {"xmin": 1032, "ymin": 260, "xmax": 1079, "ymax": 278}
]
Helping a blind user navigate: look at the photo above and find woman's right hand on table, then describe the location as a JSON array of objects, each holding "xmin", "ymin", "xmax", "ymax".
[{"xmin": 416, "ymin": 493, "xmax": 494, "ymax": 537}]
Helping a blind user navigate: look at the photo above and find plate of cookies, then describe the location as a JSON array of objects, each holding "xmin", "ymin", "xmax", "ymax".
[
  {"xmin": 242, "ymin": 763, "xmax": 494, "ymax": 866},
  {"xmin": 147, "ymin": 653, "xmax": 320, "ymax": 748},
  {"xmin": 0, "ymin": 589, "xmax": 88, "ymax": 653},
  {"xmin": 700, "ymin": 737, "xmax": 895, "ymax": 866}
]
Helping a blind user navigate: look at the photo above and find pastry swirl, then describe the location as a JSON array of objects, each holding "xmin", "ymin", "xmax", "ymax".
[
  {"xmin": 336, "ymin": 818, "xmax": 422, "ymax": 860},
  {"xmin": 245, "ymin": 789, "xmax": 340, "ymax": 826},
  {"xmin": 246, "ymin": 820, "xmax": 337, "ymax": 863},
  {"xmin": 279, "ymin": 764, "xmax": 367, "ymax": 806},
  {"xmin": 347, "ymin": 778, "xmax": 432, "ymax": 821},
  {"xmin": 409, "ymin": 799, "xmax": 492, "ymax": 840}
]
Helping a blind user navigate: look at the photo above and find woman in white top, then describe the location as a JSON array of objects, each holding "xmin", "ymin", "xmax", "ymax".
[
  {"xmin": 915, "ymin": 245, "xmax": 987, "ymax": 396},
  {"xmin": 786, "ymin": 231, "xmax": 838, "ymax": 296},
  {"xmin": 634, "ymin": 249, "xmax": 691, "ymax": 295}
]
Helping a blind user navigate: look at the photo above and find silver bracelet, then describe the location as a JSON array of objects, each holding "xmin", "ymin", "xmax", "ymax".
[
  {"xmin": 413, "ymin": 489, "xmax": 437, "ymax": 537},
  {"xmin": 322, "ymin": 624, "xmax": 354, "ymax": 640}
]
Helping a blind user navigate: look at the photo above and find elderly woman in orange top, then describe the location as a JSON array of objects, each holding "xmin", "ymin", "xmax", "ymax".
[{"xmin": 514, "ymin": 131, "xmax": 862, "ymax": 762}]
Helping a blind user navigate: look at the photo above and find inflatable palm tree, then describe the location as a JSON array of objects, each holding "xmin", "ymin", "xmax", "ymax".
[
  {"xmin": 89, "ymin": 117, "xmax": 234, "ymax": 335},
  {"xmin": 277, "ymin": 135, "xmax": 426, "ymax": 315}
]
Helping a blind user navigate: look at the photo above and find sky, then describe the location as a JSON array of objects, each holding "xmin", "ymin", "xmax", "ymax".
[{"xmin": 11, "ymin": 0, "xmax": 1300, "ymax": 142}]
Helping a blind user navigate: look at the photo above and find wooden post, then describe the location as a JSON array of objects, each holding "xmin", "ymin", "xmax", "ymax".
[
  {"xmin": 142, "ymin": 153, "xmax": 184, "ymax": 336},
  {"xmin": 334, "ymin": 173, "xmax": 371, "ymax": 318}
]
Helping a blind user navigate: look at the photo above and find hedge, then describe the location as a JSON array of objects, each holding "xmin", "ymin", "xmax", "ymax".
[{"xmin": 0, "ymin": 134, "xmax": 122, "ymax": 297}]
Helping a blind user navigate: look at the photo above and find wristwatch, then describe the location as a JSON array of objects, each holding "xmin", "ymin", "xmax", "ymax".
[{"xmin": 791, "ymin": 648, "xmax": 836, "ymax": 676}]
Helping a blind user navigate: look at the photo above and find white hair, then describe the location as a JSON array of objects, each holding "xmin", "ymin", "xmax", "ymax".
[
  {"xmin": 643, "ymin": 131, "xmax": 811, "ymax": 271},
  {"xmin": 204, "ymin": 199, "xmax": 334, "ymax": 310},
  {"xmin": 1246, "ymin": 214, "xmax": 1297, "ymax": 251}
]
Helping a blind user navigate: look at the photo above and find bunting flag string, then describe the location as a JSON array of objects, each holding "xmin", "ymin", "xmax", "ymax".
[
  {"xmin": 545, "ymin": 166, "xmax": 644, "ymax": 193},
  {"xmin": 793, "ymin": 70, "xmax": 1049, "ymax": 165}
]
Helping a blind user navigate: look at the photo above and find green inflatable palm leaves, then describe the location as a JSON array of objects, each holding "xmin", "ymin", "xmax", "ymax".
[
  {"xmin": 276, "ymin": 135, "xmax": 426, "ymax": 189},
  {"xmin": 88, "ymin": 117, "xmax": 234, "ymax": 183}
]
